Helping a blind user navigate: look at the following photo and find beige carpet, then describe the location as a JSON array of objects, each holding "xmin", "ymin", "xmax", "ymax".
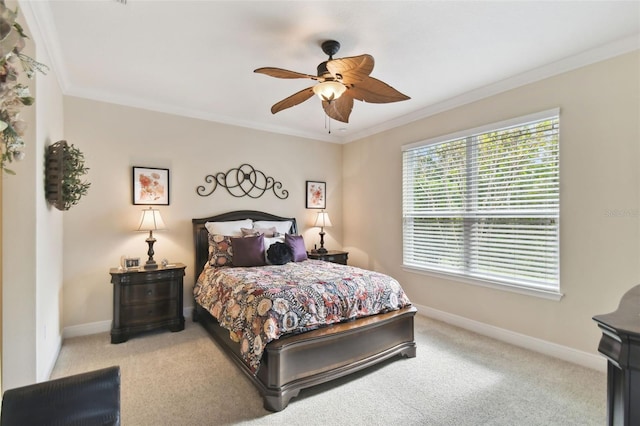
[{"xmin": 51, "ymin": 315, "xmax": 606, "ymax": 425}]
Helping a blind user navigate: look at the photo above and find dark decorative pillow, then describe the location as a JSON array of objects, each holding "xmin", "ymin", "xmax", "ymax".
[
  {"xmin": 208, "ymin": 234, "xmax": 234, "ymax": 267},
  {"xmin": 263, "ymin": 236, "xmax": 285, "ymax": 264},
  {"xmin": 267, "ymin": 242, "xmax": 293, "ymax": 265},
  {"xmin": 285, "ymin": 234, "xmax": 308, "ymax": 262},
  {"xmin": 231, "ymin": 234, "xmax": 266, "ymax": 267}
]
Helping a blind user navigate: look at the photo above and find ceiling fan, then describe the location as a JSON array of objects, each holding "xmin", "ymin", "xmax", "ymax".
[{"xmin": 254, "ymin": 40, "xmax": 410, "ymax": 124}]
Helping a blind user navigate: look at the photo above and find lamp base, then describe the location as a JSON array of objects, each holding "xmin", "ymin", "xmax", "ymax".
[
  {"xmin": 317, "ymin": 230, "xmax": 328, "ymax": 254},
  {"xmin": 145, "ymin": 234, "xmax": 158, "ymax": 270},
  {"xmin": 144, "ymin": 261, "xmax": 158, "ymax": 270}
]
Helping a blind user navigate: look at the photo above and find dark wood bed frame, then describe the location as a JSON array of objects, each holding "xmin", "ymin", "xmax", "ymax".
[{"xmin": 192, "ymin": 210, "xmax": 417, "ymax": 411}]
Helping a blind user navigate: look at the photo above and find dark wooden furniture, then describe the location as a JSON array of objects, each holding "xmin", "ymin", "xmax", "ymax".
[
  {"xmin": 109, "ymin": 263, "xmax": 186, "ymax": 344},
  {"xmin": 307, "ymin": 250, "xmax": 348, "ymax": 265},
  {"xmin": 593, "ymin": 284, "xmax": 640, "ymax": 426},
  {"xmin": 192, "ymin": 211, "xmax": 416, "ymax": 411}
]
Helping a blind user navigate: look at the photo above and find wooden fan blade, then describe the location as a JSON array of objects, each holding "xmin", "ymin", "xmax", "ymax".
[
  {"xmin": 326, "ymin": 54, "xmax": 374, "ymax": 85},
  {"xmin": 271, "ymin": 87, "xmax": 315, "ymax": 114},
  {"xmin": 347, "ymin": 76, "xmax": 410, "ymax": 103},
  {"xmin": 322, "ymin": 94, "xmax": 354, "ymax": 123},
  {"xmin": 254, "ymin": 67, "xmax": 318, "ymax": 80}
]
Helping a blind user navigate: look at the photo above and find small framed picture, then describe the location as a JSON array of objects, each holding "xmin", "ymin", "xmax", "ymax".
[
  {"xmin": 306, "ymin": 181, "xmax": 326, "ymax": 209},
  {"xmin": 133, "ymin": 167, "xmax": 170, "ymax": 205},
  {"xmin": 124, "ymin": 257, "xmax": 140, "ymax": 269}
]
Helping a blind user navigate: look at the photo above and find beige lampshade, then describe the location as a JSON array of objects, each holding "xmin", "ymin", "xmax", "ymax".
[
  {"xmin": 137, "ymin": 207, "xmax": 166, "ymax": 232},
  {"xmin": 314, "ymin": 211, "xmax": 332, "ymax": 228}
]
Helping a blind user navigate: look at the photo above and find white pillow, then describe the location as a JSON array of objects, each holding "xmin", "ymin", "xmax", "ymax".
[
  {"xmin": 205, "ymin": 219, "xmax": 253, "ymax": 237},
  {"xmin": 254, "ymin": 220, "xmax": 293, "ymax": 236}
]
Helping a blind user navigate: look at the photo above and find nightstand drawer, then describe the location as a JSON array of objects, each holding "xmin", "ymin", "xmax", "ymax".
[
  {"xmin": 120, "ymin": 300, "xmax": 175, "ymax": 326},
  {"xmin": 121, "ymin": 281, "xmax": 177, "ymax": 305},
  {"xmin": 136, "ymin": 269, "xmax": 181, "ymax": 283},
  {"xmin": 323, "ymin": 254, "xmax": 346, "ymax": 264},
  {"xmin": 307, "ymin": 250, "xmax": 348, "ymax": 265}
]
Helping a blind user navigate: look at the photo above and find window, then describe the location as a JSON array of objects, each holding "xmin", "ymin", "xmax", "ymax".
[{"xmin": 402, "ymin": 109, "xmax": 560, "ymax": 295}]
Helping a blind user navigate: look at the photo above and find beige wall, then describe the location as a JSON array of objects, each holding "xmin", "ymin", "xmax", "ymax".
[
  {"xmin": 343, "ymin": 51, "xmax": 640, "ymax": 355},
  {"xmin": 62, "ymin": 98, "xmax": 342, "ymax": 328}
]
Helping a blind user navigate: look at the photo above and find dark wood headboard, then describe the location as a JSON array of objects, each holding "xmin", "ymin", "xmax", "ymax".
[{"xmin": 192, "ymin": 210, "xmax": 298, "ymax": 278}]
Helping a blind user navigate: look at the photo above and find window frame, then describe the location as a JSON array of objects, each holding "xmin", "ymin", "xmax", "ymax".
[{"xmin": 401, "ymin": 109, "xmax": 562, "ymax": 300}]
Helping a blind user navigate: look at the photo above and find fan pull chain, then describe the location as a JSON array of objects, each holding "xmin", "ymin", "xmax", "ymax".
[{"xmin": 324, "ymin": 114, "xmax": 332, "ymax": 134}]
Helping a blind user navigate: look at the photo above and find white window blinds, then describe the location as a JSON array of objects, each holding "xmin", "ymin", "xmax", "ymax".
[{"xmin": 402, "ymin": 110, "xmax": 560, "ymax": 292}]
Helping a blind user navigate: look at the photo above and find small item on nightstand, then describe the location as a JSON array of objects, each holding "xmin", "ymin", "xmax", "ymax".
[{"xmin": 124, "ymin": 257, "xmax": 140, "ymax": 270}]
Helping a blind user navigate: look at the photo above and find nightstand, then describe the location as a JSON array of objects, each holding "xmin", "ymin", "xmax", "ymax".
[
  {"xmin": 109, "ymin": 263, "xmax": 186, "ymax": 344},
  {"xmin": 307, "ymin": 250, "xmax": 349, "ymax": 265}
]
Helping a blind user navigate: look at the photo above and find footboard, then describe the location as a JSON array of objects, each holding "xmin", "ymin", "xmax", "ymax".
[
  {"xmin": 257, "ymin": 306, "xmax": 417, "ymax": 411},
  {"xmin": 196, "ymin": 303, "xmax": 417, "ymax": 411}
]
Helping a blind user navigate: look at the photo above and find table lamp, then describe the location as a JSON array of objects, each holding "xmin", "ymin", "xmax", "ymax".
[
  {"xmin": 314, "ymin": 211, "xmax": 332, "ymax": 254},
  {"xmin": 137, "ymin": 207, "xmax": 166, "ymax": 269}
]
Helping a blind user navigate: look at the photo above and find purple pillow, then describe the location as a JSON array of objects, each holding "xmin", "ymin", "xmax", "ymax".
[
  {"xmin": 231, "ymin": 234, "xmax": 266, "ymax": 267},
  {"xmin": 285, "ymin": 234, "xmax": 308, "ymax": 262}
]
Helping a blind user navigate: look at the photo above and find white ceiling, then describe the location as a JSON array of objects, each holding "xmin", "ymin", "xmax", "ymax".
[{"xmin": 21, "ymin": 1, "xmax": 640, "ymax": 143}]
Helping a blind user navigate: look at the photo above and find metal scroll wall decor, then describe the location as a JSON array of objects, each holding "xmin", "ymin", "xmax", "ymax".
[{"xmin": 196, "ymin": 163, "xmax": 289, "ymax": 199}]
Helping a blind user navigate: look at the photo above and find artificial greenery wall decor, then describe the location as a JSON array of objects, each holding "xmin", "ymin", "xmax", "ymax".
[
  {"xmin": 0, "ymin": 0, "xmax": 48, "ymax": 174},
  {"xmin": 46, "ymin": 140, "xmax": 90, "ymax": 211}
]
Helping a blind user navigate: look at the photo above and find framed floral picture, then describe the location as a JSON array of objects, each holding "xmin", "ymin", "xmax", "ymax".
[
  {"xmin": 133, "ymin": 167, "xmax": 170, "ymax": 205},
  {"xmin": 306, "ymin": 180, "xmax": 326, "ymax": 209}
]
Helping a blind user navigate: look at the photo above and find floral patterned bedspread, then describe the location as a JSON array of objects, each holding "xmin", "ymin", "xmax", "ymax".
[{"xmin": 194, "ymin": 259, "xmax": 411, "ymax": 373}]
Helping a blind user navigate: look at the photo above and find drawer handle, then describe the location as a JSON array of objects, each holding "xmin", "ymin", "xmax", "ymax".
[
  {"xmin": 147, "ymin": 310, "xmax": 154, "ymax": 315},
  {"xmin": 146, "ymin": 290, "xmax": 153, "ymax": 296}
]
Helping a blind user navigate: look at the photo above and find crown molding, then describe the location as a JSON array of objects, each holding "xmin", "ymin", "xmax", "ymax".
[{"xmin": 19, "ymin": 0, "xmax": 71, "ymax": 93}]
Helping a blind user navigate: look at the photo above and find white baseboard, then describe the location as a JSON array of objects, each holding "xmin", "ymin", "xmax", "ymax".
[
  {"xmin": 63, "ymin": 319, "xmax": 111, "ymax": 339},
  {"xmin": 414, "ymin": 303, "xmax": 607, "ymax": 373},
  {"xmin": 62, "ymin": 306, "xmax": 195, "ymax": 339},
  {"xmin": 42, "ymin": 338, "xmax": 62, "ymax": 381}
]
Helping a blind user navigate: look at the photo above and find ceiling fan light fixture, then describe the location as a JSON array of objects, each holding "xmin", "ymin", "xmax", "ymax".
[
  {"xmin": 312, "ymin": 81, "xmax": 346, "ymax": 102},
  {"xmin": 256, "ymin": 40, "xmax": 409, "ymax": 125}
]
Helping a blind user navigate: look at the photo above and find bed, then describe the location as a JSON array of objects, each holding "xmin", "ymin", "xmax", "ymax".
[{"xmin": 192, "ymin": 210, "xmax": 416, "ymax": 411}]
